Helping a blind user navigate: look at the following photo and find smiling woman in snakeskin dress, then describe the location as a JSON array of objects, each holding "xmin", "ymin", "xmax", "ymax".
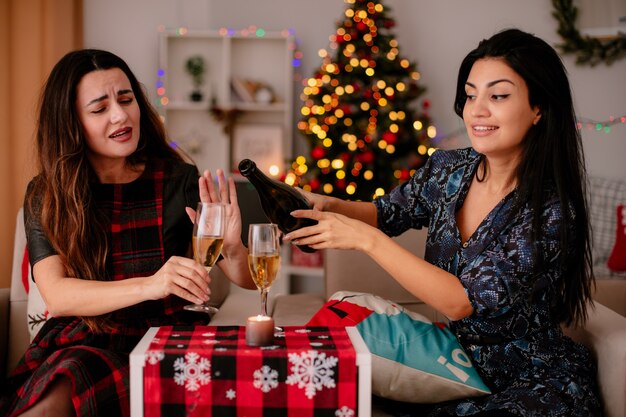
[{"xmin": 283, "ymin": 29, "xmax": 602, "ymax": 416}]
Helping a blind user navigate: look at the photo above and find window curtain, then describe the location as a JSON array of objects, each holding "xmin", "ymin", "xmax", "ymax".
[{"xmin": 0, "ymin": 0, "xmax": 82, "ymax": 288}]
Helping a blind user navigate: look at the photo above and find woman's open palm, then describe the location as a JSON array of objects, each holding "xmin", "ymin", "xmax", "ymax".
[{"xmin": 187, "ymin": 169, "xmax": 242, "ymax": 253}]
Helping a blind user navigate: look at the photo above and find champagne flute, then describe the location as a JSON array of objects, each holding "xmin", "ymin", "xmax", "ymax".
[
  {"xmin": 184, "ymin": 202, "xmax": 225, "ymax": 314},
  {"xmin": 248, "ymin": 224, "xmax": 281, "ymax": 317}
]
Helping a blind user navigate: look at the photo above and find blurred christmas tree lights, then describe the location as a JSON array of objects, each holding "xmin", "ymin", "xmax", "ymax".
[{"xmin": 284, "ymin": 0, "xmax": 438, "ymax": 201}]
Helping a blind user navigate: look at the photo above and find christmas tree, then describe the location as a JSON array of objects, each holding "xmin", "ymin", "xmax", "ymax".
[{"xmin": 284, "ymin": 0, "xmax": 438, "ymax": 201}]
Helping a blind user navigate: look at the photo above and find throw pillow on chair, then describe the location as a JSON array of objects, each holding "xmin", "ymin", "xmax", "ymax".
[
  {"xmin": 307, "ymin": 291, "xmax": 490, "ymax": 403},
  {"xmin": 607, "ymin": 205, "xmax": 626, "ymax": 272}
]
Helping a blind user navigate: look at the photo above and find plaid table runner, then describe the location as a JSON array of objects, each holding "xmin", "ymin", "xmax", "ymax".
[{"xmin": 142, "ymin": 326, "xmax": 358, "ymax": 417}]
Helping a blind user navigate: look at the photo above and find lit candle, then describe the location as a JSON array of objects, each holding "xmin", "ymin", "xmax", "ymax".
[{"xmin": 246, "ymin": 315, "xmax": 275, "ymax": 346}]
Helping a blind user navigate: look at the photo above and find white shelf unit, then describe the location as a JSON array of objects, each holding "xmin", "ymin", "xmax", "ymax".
[
  {"xmin": 281, "ymin": 245, "xmax": 324, "ymax": 278},
  {"xmin": 157, "ymin": 29, "xmax": 295, "ymax": 173},
  {"xmin": 276, "ymin": 245, "xmax": 324, "ymax": 297},
  {"xmin": 159, "ymin": 30, "xmax": 323, "ymax": 295}
]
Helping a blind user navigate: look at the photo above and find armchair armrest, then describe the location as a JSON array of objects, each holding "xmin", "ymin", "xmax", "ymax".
[
  {"xmin": 563, "ymin": 302, "xmax": 626, "ymax": 417},
  {"xmin": 0, "ymin": 287, "xmax": 9, "ymax": 378}
]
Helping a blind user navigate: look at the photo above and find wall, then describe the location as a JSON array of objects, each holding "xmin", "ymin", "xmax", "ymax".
[
  {"xmin": 0, "ymin": 0, "xmax": 11, "ymax": 289},
  {"xmin": 83, "ymin": 0, "xmax": 626, "ymax": 181},
  {"xmin": 1, "ymin": 0, "xmax": 82, "ymax": 289}
]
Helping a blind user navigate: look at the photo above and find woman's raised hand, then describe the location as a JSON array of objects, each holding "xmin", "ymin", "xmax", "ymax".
[{"xmin": 197, "ymin": 169, "xmax": 242, "ymax": 254}]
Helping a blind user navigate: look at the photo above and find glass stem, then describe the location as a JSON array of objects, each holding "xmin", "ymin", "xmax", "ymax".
[
  {"xmin": 261, "ymin": 288, "xmax": 268, "ymax": 316},
  {"xmin": 203, "ymin": 266, "xmax": 213, "ymax": 307}
]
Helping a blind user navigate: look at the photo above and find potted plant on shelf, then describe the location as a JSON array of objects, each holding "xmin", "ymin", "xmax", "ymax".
[{"xmin": 185, "ymin": 55, "xmax": 206, "ymax": 102}]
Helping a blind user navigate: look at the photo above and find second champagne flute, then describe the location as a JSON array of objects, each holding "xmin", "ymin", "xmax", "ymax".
[
  {"xmin": 247, "ymin": 224, "xmax": 281, "ymax": 317},
  {"xmin": 184, "ymin": 202, "xmax": 225, "ymax": 314}
]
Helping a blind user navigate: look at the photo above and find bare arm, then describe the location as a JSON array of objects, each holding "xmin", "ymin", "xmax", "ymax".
[
  {"xmin": 36, "ymin": 168, "xmax": 256, "ymax": 318},
  {"xmin": 299, "ymin": 189, "xmax": 379, "ymax": 227},
  {"xmin": 285, "ymin": 209, "xmax": 473, "ymax": 321},
  {"xmin": 360, "ymin": 224, "xmax": 472, "ymax": 321},
  {"xmin": 34, "ymin": 254, "xmax": 211, "ymax": 317}
]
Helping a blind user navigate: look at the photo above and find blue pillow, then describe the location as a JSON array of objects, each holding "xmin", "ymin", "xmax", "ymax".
[{"xmin": 308, "ymin": 291, "xmax": 491, "ymax": 403}]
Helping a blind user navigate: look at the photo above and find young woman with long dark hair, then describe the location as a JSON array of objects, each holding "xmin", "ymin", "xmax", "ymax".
[
  {"xmin": 285, "ymin": 29, "xmax": 601, "ymax": 416},
  {"xmin": 0, "ymin": 49, "xmax": 254, "ymax": 417}
]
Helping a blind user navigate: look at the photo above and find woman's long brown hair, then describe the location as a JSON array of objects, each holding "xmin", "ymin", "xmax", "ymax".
[{"xmin": 27, "ymin": 49, "xmax": 185, "ymax": 332}]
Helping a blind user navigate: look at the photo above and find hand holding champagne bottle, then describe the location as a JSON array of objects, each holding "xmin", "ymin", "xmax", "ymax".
[{"xmin": 238, "ymin": 159, "xmax": 318, "ymax": 253}]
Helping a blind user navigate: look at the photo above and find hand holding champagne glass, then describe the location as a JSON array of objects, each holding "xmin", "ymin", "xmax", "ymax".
[
  {"xmin": 184, "ymin": 202, "xmax": 225, "ymax": 314},
  {"xmin": 248, "ymin": 224, "xmax": 281, "ymax": 317}
]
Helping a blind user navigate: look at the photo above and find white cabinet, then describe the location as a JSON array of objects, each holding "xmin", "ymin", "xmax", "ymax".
[
  {"xmin": 275, "ymin": 245, "xmax": 324, "ymax": 296},
  {"xmin": 157, "ymin": 29, "xmax": 295, "ymax": 173},
  {"xmin": 158, "ymin": 29, "xmax": 323, "ymax": 296}
]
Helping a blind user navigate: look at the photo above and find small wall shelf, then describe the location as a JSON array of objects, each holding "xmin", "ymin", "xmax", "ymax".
[{"xmin": 157, "ymin": 29, "xmax": 295, "ymax": 174}]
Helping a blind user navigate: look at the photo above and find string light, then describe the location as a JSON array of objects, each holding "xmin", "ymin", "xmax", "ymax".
[
  {"xmin": 154, "ymin": 26, "xmax": 303, "ymax": 111},
  {"xmin": 576, "ymin": 115, "xmax": 626, "ymax": 134},
  {"xmin": 436, "ymin": 114, "xmax": 626, "ymax": 144}
]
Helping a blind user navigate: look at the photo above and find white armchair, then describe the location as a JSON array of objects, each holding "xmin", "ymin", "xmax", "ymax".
[{"xmin": 296, "ymin": 229, "xmax": 626, "ymax": 417}]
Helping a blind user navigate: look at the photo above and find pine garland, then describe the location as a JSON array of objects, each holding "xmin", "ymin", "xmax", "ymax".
[{"xmin": 552, "ymin": 0, "xmax": 626, "ymax": 66}]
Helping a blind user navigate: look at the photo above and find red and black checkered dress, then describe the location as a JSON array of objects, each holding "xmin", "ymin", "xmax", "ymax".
[{"xmin": 0, "ymin": 159, "xmax": 206, "ymax": 417}]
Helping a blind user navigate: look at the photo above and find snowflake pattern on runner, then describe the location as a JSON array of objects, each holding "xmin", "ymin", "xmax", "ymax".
[
  {"xmin": 226, "ymin": 388, "xmax": 236, "ymax": 400},
  {"xmin": 335, "ymin": 405, "xmax": 355, "ymax": 417},
  {"xmin": 286, "ymin": 350, "xmax": 338, "ymax": 399},
  {"xmin": 261, "ymin": 345, "xmax": 280, "ymax": 350},
  {"xmin": 173, "ymin": 352, "xmax": 211, "ymax": 392},
  {"xmin": 253, "ymin": 365, "xmax": 279, "ymax": 393},
  {"xmin": 145, "ymin": 351, "xmax": 165, "ymax": 365}
]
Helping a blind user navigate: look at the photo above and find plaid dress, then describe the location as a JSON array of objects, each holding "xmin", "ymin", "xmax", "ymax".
[{"xmin": 0, "ymin": 159, "xmax": 205, "ymax": 417}]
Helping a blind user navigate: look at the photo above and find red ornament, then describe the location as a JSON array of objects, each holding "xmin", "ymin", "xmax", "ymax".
[
  {"xmin": 382, "ymin": 131, "xmax": 397, "ymax": 144},
  {"xmin": 408, "ymin": 154, "xmax": 423, "ymax": 167},
  {"xmin": 422, "ymin": 99, "xmax": 431, "ymax": 109},
  {"xmin": 311, "ymin": 146, "xmax": 325, "ymax": 160},
  {"xmin": 309, "ymin": 178, "xmax": 320, "ymax": 191},
  {"xmin": 358, "ymin": 151, "xmax": 374, "ymax": 164},
  {"xmin": 357, "ymin": 22, "xmax": 367, "ymax": 32},
  {"xmin": 384, "ymin": 19, "xmax": 395, "ymax": 29},
  {"xmin": 400, "ymin": 169, "xmax": 410, "ymax": 181},
  {"xmin": 336, "ymin": 179, "xmax": 346, "ymax": 190}
]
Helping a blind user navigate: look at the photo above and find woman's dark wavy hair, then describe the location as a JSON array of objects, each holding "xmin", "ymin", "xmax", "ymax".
[
  {"xmin": 453, "ymin": 29, "xmax": 594, "ymax": 326},
  {"xmin": 26, "ymin": 49, "xmax": 184, "ymax": 332}
]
